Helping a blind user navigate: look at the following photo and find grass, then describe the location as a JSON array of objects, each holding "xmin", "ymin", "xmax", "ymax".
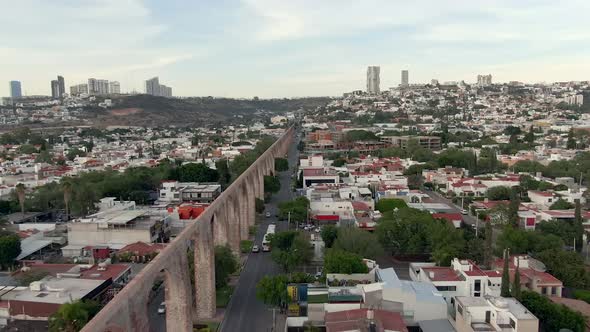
[
  {"xmin": 216, "ymin": 286, "xmax": 234, "ymax": 308},
  {"xmin": 193, "ymin": 322, "xmax": 220, "ymax": 332},
  {"xmin": 307, "ymin": 293, "xmax": 329, "ymax": 304}
]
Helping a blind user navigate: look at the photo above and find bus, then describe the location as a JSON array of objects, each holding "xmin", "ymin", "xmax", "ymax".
[{"xmin": 262, "ymin": 225, "xmax": 276, "ymax": 252}]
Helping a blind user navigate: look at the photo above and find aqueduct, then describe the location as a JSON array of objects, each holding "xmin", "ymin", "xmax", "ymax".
[{"xmin": 81, "ymin": 126, "xmax": 295, "ymax": 332}]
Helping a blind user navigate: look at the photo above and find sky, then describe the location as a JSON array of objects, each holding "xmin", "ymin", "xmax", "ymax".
[{"xmin": 2, "ymin": 0, "xmax": 590, "ymax": 98}]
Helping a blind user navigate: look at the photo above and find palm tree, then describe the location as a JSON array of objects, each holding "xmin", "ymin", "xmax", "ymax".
[
  {"xmin": 15, "ymin": 183, "xmax": 26, "ymax": 215},
  {"xmin": 61, "ymin": 178, "xmax": 72, "ymax": 221}
]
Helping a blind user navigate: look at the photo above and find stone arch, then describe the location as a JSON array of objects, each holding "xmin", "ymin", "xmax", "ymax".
[
  {"xmin": 194, "ymin": 221, "xmax": 216, "ymax": 319},
  {"xmin": 212, "ymin": 209, "xmax": 229, "ymax": 247},
  {"xmin": 162, "ymin": 250, "xmax": 193, "ymax": 331}
]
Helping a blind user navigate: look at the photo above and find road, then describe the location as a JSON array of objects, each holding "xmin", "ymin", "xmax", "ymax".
[
  {"xmin": 424, "ymin": 190, "xmax": 480, "ymax": 229},
  {"xmin": 220, "ymin": 133, "xmax": 300, "ymax": 332},
  {"xmin": 148, "ymin": 286, "xmax": 165, "ymax": 332}
]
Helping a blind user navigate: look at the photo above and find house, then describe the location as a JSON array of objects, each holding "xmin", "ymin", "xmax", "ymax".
[
  {"xmin": 492, "ymin": 255, "xmax": 563, "ymax": 297},
  {"xmin": 527, "ymin": 190, "xmax": 556, "ymax": 207},
  {"xmin": 117, "ymin": 242, "xmax": 167, "ymax": 263},
  {"xmin": 433, "ymin": 213, "xmax": 463, "ymax": 228},
  {"xmin": 453, "ymin": 296, "xmax": 539, "ymax": 332},
  {"xmin": 325, "ymin": 308, "xmax": 408, "ymax": 332}
]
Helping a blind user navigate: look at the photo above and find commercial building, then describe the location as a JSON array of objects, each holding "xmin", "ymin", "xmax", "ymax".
[
  {"xmin": 158, "ymin": 181, "xmax": 221, "ymax": 204},
  {"xmin": 453, "ymin": 296, "xmax": 539, "ymax": 332},
  {"xmin": 108, "ymin": 81, "xmax": 121, "ymax": 94},
  {"xmin": 9, "ymin": 81, "xmax": 22, "ymax": 99},
  {"xmin": 401, "ymin": 70, "xmax": 409, "ymax": 87},
  {"xmin": 62, "ymin": 198, "xmax": 170, "ymax": 258},
  {"xmin": 477, "ymin": 74, "xmax": 493, "ymax": 87},
  {"xmin": 379, "ymin": 135, "xmax": 441, "ymax": 150},
  {"xmin": 366, "ymin": 66, "xmax": 380, "ymax": 94}
]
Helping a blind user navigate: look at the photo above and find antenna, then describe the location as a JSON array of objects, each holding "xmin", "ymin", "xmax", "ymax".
[{"xmin": 528, "ymin": 257, "xmax": 546, "ymax": 272}]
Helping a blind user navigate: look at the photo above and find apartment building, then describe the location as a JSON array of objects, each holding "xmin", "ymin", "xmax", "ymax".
[
  {"xmin": 453, "ymin": 296, "xmax": 539, "ymax": 332},
  {"xmin": 379, "ymin": 135, "xmax": 442, "ymax": 150},
  {"xmin": 158, "ymin": 181, "xmax": 221, "ymax": 204}
]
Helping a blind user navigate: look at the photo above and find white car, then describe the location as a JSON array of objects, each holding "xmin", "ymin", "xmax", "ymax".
[
  {"xmin": 265, "ymin": 212, "xmax": 271, "ymax": 218},
  {"xmin": 315, "ymin": 227, "xmax": 321, "ymax": 233},
  {"xmin": 157, "ymin": 302, "xmax": 166, "ymax": 314},
  {"xmin": 460, "ymin": 209, "xmax": 468, "ymax": 215},
  {"xmin": 252, "ymin": 245, "xmax": 260, "ymax": 253}
]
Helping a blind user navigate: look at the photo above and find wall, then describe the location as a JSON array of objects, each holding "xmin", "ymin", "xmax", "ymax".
[{"xmin": 68, "ymin": 223, "xmax": 152, "ymax": 246}]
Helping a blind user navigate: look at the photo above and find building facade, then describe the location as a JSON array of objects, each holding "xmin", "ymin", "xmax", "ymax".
[
  {"xmin": 9, "ymin": 81, "xmax": 22, "ymax": 99},
  {"xmin": 145, "ymin": 77, "xmax": 160, "ymax": 96},
  {"xmin": 108, "ymin": 81, "xmax": 121, "ymax": 94},
  {"xmin": 366, "ymin": 66, "xmax": 380, "ymax": 94},
  {"xmin": 477, "ymin": 74, "xmax": 492, "ymax": 87},
  {"xmin": 401, "ymin": 70, "xmax": 409, "ymax": 87}
]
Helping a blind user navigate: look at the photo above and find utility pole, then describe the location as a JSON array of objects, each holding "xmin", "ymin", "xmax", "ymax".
[{"xmin": 287, "ymin": 211, "xmax": 291, "ymax": 230}]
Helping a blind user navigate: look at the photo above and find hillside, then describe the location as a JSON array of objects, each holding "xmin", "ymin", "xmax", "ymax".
[{"xmin": 87, "ymin": 95, "xmax": 330, "ymax": 127}]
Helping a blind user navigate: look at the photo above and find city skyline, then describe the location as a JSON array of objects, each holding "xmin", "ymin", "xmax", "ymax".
[{"xmin": 3, "ymin": 0, "xmax": 590, "ymax": 97}]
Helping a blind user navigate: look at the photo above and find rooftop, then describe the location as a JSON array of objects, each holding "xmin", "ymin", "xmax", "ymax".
[
  {"xmin": 0, "ymin": 278, "xmax": 105, "ymax": 304},
  {"xmin": 422, "ymin": 267, "xmax": 462, "ymax": 282},
  {"xmin": 456, "ymin": 296, "xmax": 538, "ymax": 320}
]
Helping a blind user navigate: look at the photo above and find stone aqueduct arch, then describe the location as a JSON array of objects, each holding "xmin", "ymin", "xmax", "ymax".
[{"xmin": 81, "ymin": 127, "xmax": 295, "ymax": 332}]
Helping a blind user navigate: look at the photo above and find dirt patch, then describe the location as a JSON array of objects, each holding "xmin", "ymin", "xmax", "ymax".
[{"xmin": 110, "ymin": 108, "xmax": 143, "ymax": 116}]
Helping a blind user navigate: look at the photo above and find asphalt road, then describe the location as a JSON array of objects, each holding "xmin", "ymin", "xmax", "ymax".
[
  {"xmin": 220, "ymin": 134, "xmax": 300, "ymax": 332},
  {"xmin": 148, "ymin": 286, "xmax": 166, "ymax": 332},
  {"xmin": 424, "ymin": 190, "xmax": 480, "ymax": 229}
]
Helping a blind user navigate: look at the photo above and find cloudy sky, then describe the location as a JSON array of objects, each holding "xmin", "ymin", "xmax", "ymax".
[{"xmin": 2, "ymin": 0, "xmax": 590, "ymax": 97}]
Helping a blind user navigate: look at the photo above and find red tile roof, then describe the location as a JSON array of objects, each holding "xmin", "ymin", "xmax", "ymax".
[
  {"xmin": 422, "ymin": 267, "xmax": 462, "ymax": 282},
  {"xmin": 118, "ymin": 242, "xmax": 167, "ymax": 256}
]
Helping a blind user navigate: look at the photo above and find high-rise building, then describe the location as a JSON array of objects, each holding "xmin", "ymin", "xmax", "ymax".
[
  {"xmin": 160, "ymin": 85, "xmax": 172, "ymax": 98},
  {"xmin": 431, "ymin": 79, "xmax": 439, "ymax": 86},
  {"xmin": 477, "ymin": 74, "xmax": 492, "ymax": 87},
  {"xmin": 88, "ymin": 78, "xmax": 109, "ymax": 95},
  {"xmin": 145, "ymin": 77, "xmax": 160, "ymax": 96},
  {"xmin": 70, "ymin": 84, "xmax": 89, "ymax": 95},
  {"xmin": 109, "ymin": 81, "xmax": 121, "ymax": 94},
  {"xmin": 401, "ymin": 70, "xmax": 409, "ymax": 87},
  {"xmin": 9, "ymin": 81, "xmax": 22, "ymax": 99},
  {"xmin": 57, "ymin": 75, "xmax": 65, "ymax": 97},
  {"xmin": 366, "ymin": 66, "xmax": 380, "ymax": 94},
  {"xmin": 51, "ymin": 80, "xmax": 59, "ymax": 99}
]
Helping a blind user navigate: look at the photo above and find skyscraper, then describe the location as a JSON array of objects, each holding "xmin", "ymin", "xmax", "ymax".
[
  {"xmin": 109, "ymin": 81, "xmax": 121, "ymax": 94},
  {"xmin": 145, "ymin": 77, "xmax": 160, "ymax": 96},
  {"xmin": 57, "ymin": 75, "xmax": 65, "ymax": 97},
  {"xmin": 401, "ymin": 70, "xmax": 409, "ymax": 87},
  {"xmin": 51, "ymin": 80, "xmax": 60, "ymax": 99},
  {"xmin": 9, "ymin": 81, "xmax": 22, "ymax": 99},
  {"xmin": 88, "ymin": 78, "xmax": 109, "ymax": 95},
  {"xmin": 477, "ymin": 74, "xmax": 492, "ymax": 87},
  {"xmin": 366, "ymin": 66, "xmax": 380, "ymax": 94}
]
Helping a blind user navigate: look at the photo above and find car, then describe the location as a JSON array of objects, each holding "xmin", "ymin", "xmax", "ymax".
[
  {"xmin": 252, "ymin": 245, "xmax": 260, "ymax": 253},
  {"xmin": 315, "ymin": 227, "xmax": 321, "ymax": 233},
  {"xmin": 460, "ymin": 209, "xmax": 468, "ymax": 215},
  {"xmin": 315, "ymin": 271, "xmax": 322, "ymax": 279},
  {"xmin": 265, "ymin": 212, "xmax": 271, "ymax": 218},
  {"xmin": 157, "ymin": 302, "xmax": 166, "ymax": 314}
]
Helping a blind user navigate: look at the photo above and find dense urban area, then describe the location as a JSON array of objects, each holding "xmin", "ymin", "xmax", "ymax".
[{"xmin": 2, "ymin": 72, "xmax": 590, "ymax": 332}]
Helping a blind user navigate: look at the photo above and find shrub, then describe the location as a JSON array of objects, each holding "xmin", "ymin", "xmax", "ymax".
[{"xmin": 240, "ymin": 240, "xmax": 253, "ymax": 253}]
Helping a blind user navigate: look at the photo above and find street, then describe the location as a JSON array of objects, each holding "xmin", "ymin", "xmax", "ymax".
[
  {"xmin": 148, "ymin": 286, "xmax": 166, "ymax": 332},
  {"xmin": 424, "ymin": 190, "xmax": 480, "ymax": 229},
  {"xmin": 220, "ymin": 134, "xmax": 300, "ymax": 332}
]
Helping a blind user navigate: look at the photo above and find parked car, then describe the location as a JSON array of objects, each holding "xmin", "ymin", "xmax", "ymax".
[
  {"xmin": 460, "ymin": 209, "xmax": 468, "ymax": 215},
  {"xmin": 315, "ymin": 227, "xmax": 321, "ymax": 233},
  {"xmin": 315, "ymin": 271, "xmax": 322, "ymax": 279},
  {"xmin": 252, "ymin": 245, "xmax": 260, "ymax": 253},
  {"xmin": 265, "ymin": 212, "xmax": 271, "ymax": 218},
  {"xmin": 157, "ymin": 302, "xmax": 166, "ymax": 314}
]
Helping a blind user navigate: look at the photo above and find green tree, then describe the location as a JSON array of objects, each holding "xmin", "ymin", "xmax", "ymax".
[
  {"xmin": 500, "ymin": 249, "xmax": 511, "ymax": 297},
  {"xmin": 320, "ymin": 225, "xmax": 338, "ymax": 248},
  {"xmin": 256, "ymin": 275, "xmax": 289, "ymax": 309},
  {"xmin": 549, "ymin": 198, "xmax": 575, "ymax": 210},
  {"xmin": 520, "ymin": 291, "xmax": 586, "ymax": 332},
  {"xmin": 48, "ymin": 300, "xmax": 101, "ymax": 332},
  {"xmin": 264, "ymin": 176, "xmax": 281, "ymax": 194},
  {"xmin": 278, "ymin": 197, "xmax": 309, "ymax": 224},
  {"xmin": 275, "ymin": 158, "xmax": 289, "ymax": 172},
  {"xmin": 66, "ymin": 148, "xmax": 86, "ymax": 161},
  {"xmin": 508, "ymin": 189, "xmax": 520, "ymax": 227},
  {"xmin": 486, "ymin": 186, "xmax": 512, "ymax": 200},
  {"xmin": 575, "ymin": 200, "xmax": 584, "ymax": 251},
  {"xmin": 270, "ymin": 231, "xmax": 313, "ymax": 272},
  {"xmin": 215, "ymin": 159, "xmax": 231, "ymax": 187},
  {"xmin": 567, "ymin": 128, "xmax": 577, "ymax": 149},
  {"xmin": 483, "ymin": 221, "xmax": 493, "ymax": 269},
  {"xmin": 215, "ymin": 245, "xmax": 238, "ymax": 289},
  {"xmin": 0, "ymin": 234, "xmax": 21, "ymax": 270},
  {"xmin": 344, "ymin": 130, "xmax": 378, "ymax": 142},
  {"xmin": 15, "ymin": 183, "xmax": 26, "ymax": 215},
  {"xmin": 255, "ymin": 198, "xmax": 265, "ymax": 214},
  {"xmin": 512, "ymin": 261, "xmax": 521, "ymax": 299},
  {"xmin": 62, "ymin": 178, "xmax": 72, "ymax": 221},
  {"xmin": 324, "ymin": 249, "xmax": 368, "ymax": 274},
  {"xmin": 177, "ymin": 163, "xmax": 219, "ymax": 182},
  {"xmin": 536, "ymin": 249, "xmax": 590, "ymax": 289},
  {"xmin": 375, "ymin": 198, "xmax": 407, "ymax": 213},
  {"xmin": 19, "ymin": 144, "xmax": 38, "ymax": 154},
  {"xmin": 332, "ymin": 227, "xmax": 383, "ymax": 260},
  {"xmin": 332, "ymin": 158, "xmax": 347, "ymax": 167},
  {"xmin": 35, "ymin": 150, "xmax": 54, "ymax": 164}
]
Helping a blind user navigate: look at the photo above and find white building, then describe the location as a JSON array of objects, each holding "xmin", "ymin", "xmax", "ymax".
[
  {"xmin": 477, "ymin": 74, "xmax": 492, "ymax": 87},
  {"xmin": 453, "ymin": 296, "xmax": 539, "ymax": 332},
  {"xmin": 108, "ymin": 81, "xmax": 121, "ymax": 94},
  {"xmin": 401, "ymin": 69, "xmax": 409, "ymax": 87},
  {"xmin": 367, "ymin": 66, "xmax": 380, "ymax": 94}
]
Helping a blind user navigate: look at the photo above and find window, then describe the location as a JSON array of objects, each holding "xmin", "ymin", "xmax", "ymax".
[
  {"xmin": 474, "ymin": 280, "xmax": 481, "ymax": 291},
  {"xmin": 510, "ymin": 318, "xmax": 516, "ymax": 329},
  {"xmin": 436, "ymin": 286, "xmax": 457, "ymax": 291},
  {"xmin": 457, "ymin": 304, "xmax": 463, "ymax": 316},
  {"xmin": 551, "ymin": 287, "xmax": 557, "ymax": 295},
  {"xmin": 488, "ymin": 280, "xmax": 492, "ymax": 286},
  {"xmin": 542, "ymin": 287, "xmax": 547, "ymax": 294}
]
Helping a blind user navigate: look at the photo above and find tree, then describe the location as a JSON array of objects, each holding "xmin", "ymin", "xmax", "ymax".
[
  {"xmin": 324, "ymin": 249, "xmax": 368, "ymax": 274},
  {"xmin": 567, "ymin": 128, "xmax": 577, "ymax": 149},
  {"xmin": 215, "ymin": 159, "xmax": 231, "ymax": 187},
  {"xmin": 483, "ymin": 221, "xmax": 493, "ymax": 269},
  {"xmin": 500, "ymin": 248, "xmax": 511, "ymax": 297},
  {"xmin": 332, "ymin": 227, "xmax": 383, "ymax": 260},
  {"xmin": 575, "ymin": 200, "xmax": 584, "ymax": 251},
  {"xmin": 278, "ymin": 197, "xmax": 309, "ymax": 224},
  {"xmin": 62, "ymin": 178, "xmax": 72, "ymax": 221},
  {"xmin": 270, "ymin": 231, "xmax": 313, "ymax": 272},
  {"xmin": 275, "ymin": 158, "xmax": 289, "ymax": 172},
  {"xmin": 35, "ymin": 150, "xmax": 53, "ymax": 164},
  {"xmin": 15, "ymin": 183, "xmax": 26, "ymax": 215},
  {"xmin": 486, "ymin": 186, "xmax": 511, "ymax": 200},
  {"xmin": 255, "ymin": 198, "xmax": 265, "ymax": 214},
  {"xmin": 375, "ymin": 198, "xmax": 407, "ymax": 213},
  {"xmin": 536, "ymin": 249, "xmax": 590, "ymax": 289},
  {"xmin": 332, "ymin": 158, "xmax": 347, "ymax": 167},
  {"xmin": 520, "ymin": 291, "xmax": 586, "ymax": 332},
  {"xmin": 48, "ymin": 300, "xmax": 101, "ymax": 332},
  {"xmin": 549, "ymin": 198, "xmax": 575, "ymax": 210},
  {"xmin": 512, "ymin": 260, "xmax": 521, "ymax": 299},
  {"xmin": 0, "ymin": 234, "xmax": 21, "ymax": 270},
  {"xmin": 264, "ymin": 176, "xmax": 281, "ymax": 194},
  {"xmin": 508, "ymin": 189, "xmax": 520, "ymax": 227},
  {"xmin": 177, "ymin": 163, "xmax": 219, "ymax": 182},
  {"xmin": 256, "ymin": 275, "xmax": 289, "ymax": 309},
  {"xmin": 320, "ymin": 225, "xmax": 338, "ymax": 248},
  {"xmin": 215, "ymin": 245, "xmax": 238, "ymax": 289},
  {"xmin": 66, "ymin": 148, "xmax": 86, "ymax": 161}
]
